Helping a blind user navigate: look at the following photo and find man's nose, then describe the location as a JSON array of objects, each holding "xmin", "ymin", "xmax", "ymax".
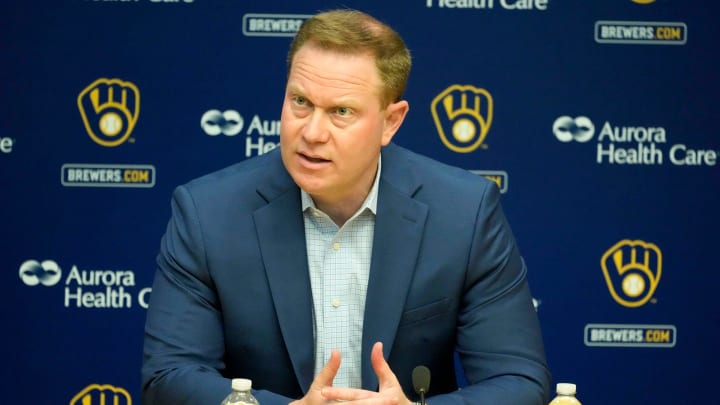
[{"xmin": 302, "ymin": 111, "xmax": 331, "ymax": 143}]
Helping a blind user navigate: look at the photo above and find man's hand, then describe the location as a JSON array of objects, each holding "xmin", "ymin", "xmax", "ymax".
[
  {"xmin": 320, "ymin": 342, "xmax": 413, "ymax": 405},
  {"xmin": 290, "ymin": 349, "xmax": 342, "ymax": 405}
]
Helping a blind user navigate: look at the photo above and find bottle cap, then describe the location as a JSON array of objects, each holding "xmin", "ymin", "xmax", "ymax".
[
  {"xmin": 231, "ymin": 378, "xmax": 252, "ymax": 391},
  {"xmin": 556, "ymin": 383, "xmax": 576, "ymax": 396}
]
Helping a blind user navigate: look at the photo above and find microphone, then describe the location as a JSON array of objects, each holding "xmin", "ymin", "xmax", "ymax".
[{"xmin": 412, "ymin": 365, "xmax": 431, "ymax": 405}]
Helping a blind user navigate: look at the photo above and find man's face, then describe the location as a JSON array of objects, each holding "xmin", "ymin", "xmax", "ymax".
[{"xmin": 280, "ymin": 44, "xmax": 407, "ymax": 209}]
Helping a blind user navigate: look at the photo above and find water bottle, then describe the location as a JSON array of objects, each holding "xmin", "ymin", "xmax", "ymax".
[
  {"xmin": 220, "ymin": 378, "xmax": 260, "ymax": 405},
  {"xmin": 548, "ymin": 383, "xmax": 582, "ymax": 405}
]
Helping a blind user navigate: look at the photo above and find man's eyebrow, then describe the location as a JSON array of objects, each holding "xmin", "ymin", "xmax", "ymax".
[
  {"xmin": 285, "ymin": 86, "xmax": 362, "ymax": 108},
  {"xmin": 286, "ymin": 84, "xmax": 301, "ymax": 93}
]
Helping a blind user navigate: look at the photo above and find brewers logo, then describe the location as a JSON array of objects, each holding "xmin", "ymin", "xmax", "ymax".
[
  {"xmin": 78, "ymin": 78, "xmax": 140, "ymax": 147},
  {"xmin": 70, "ymin": 384, "xmax": 132, "ymax": 405},
  {"xmin": 595, "ymin": 21, "xmax": 687, "ymax": 45},
  {"xmin": 431, "ymin": 85, "xmax": 493, "ymax": 153},
  {"xmin": 585, "ymin": 323, "xmax": 676, "ymax": 347},
  {"xmin": 242, "ymin": 13, "xmax": 312, "ymax": 37},
  {"xmin": 61, "ymin": 163, "xmax": 156, "ymax": 188},
  {"xmin": 601, "ymin": 239, "xmax": 662, "ymax": 307},
  {"xmin": 469, "ymin": 170, "xmax": 508, "ymax": 194}
]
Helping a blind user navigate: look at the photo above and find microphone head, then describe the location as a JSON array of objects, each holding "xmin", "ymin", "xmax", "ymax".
[{"xmin": 412, "ymin": 365, "xmax": 431, "ymax": 394}]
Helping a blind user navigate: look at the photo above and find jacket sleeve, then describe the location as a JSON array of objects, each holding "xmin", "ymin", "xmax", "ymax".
[
  {"xmin": 140, "ymin": 185, "xmax": 297, "ymax": 405},
  {"xmin": 428, "ymin": 183, "xmax": 551, "ymax": 405}
]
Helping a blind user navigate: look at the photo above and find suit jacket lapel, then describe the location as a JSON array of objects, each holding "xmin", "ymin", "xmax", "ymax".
[
  {"xmin": 253, "ymin": 153, "xmax": 315, "ymax": 393},
  {"xmin": 361, "ymin": 144, "xmax": 428, "ymax": 389},
  {"xmin": 251, "ymin": 146, "xmax": 428, "ymax": 392}
]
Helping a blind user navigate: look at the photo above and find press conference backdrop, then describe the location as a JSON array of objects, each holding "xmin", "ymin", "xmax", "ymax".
[{"xmin": 2, "ymin": 0, "xmax": 718, "ymax": 403}]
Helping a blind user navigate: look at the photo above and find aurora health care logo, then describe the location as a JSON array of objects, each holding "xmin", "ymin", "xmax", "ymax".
[
  {"xmin": 201, "ymin": 110, "xmax": 244, "ymax": 136},
  {"xmin": 201, "ymin": 109, "xmax": 280, "ymax": 157},
  {"xmin": 553, "ymin": 116, "xmax": 595, "ymax": 142},
  {"xmin": 19, "ymin": 259, "xmax": 151, "ymax": 309},
  {"xmin": 19, "ymin": 260, "xmax": 62, "ymax": 286},
  {"xmin": 552, "ymin": 115, "xmax": 718, "ymax": 166}
]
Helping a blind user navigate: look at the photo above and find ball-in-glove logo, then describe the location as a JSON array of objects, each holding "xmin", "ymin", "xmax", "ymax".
[
  {"xmin": 431, "ymin": 85, "xmax": 493, "ymax": 153},
  {"xmin": 601, "ymin": 240, "xmax": 662, "ymax": 307},
  {"xmin": 70, "ymin": 384, "xmax": 132, "ymax": 405},
  {"xmin": 78, "ymin": 78, "xmax": 140, "ymax": 147}
]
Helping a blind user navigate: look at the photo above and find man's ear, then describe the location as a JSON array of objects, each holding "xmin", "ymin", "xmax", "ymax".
[{"xmin": 381, "ymin": 100, "xmax": 409, "ymax": 145}]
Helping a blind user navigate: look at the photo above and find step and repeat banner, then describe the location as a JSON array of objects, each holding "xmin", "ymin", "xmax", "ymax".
[{"xmin": 2, "ymin": 0, "xmax": 718, "ymax": 404}]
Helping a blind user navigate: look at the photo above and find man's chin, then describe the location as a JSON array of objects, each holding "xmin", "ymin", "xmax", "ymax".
[{"xmin": 290, "ymin": 172, "xmax": 328, "ymax": 194}]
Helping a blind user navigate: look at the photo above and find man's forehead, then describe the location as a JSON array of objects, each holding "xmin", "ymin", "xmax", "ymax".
[
  {"xmin": 286, "ymin": 50, "xmax": 383, "ymax": 102},
  {"xmin": 290, "ymin": 42, "xmax": 378, "ymax": 75}
]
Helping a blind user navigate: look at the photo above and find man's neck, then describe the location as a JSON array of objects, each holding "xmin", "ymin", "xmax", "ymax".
[
  {"xmin": 301, "ymin": 155, "xmax": 382, "ymax": 227},
  {"xmin": 314, "ymin": 195, "xmax": 367, "ymax": 227}
]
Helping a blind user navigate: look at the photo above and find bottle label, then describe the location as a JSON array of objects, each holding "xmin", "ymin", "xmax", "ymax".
[{"xmin": 549, "ymin": 397, "xmax": 581, "ymax": 405}]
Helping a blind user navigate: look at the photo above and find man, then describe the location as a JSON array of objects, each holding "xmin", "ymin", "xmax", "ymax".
[{"xmin": 142, "ymin": 9, "xmax": 551, "ymax": 405}]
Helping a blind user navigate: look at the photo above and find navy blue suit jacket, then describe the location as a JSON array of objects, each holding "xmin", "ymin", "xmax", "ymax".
[{"xmin": 142, "ymin": 143, "xmax": 550, "ymax": 405}]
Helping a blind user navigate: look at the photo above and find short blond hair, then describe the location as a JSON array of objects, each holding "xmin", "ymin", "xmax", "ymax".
[{"xmin": 287, "ymin": 9, "xmax": 412, "ymax": 107}]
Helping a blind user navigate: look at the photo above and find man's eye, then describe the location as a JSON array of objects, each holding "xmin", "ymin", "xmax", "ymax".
[
  {"xmin": 336, "ymin": 107, "xmax": 350, "ymax": 116},
  {"xmin": 294, "ymin": 96, "xmax": 307, "ymax": 105}
]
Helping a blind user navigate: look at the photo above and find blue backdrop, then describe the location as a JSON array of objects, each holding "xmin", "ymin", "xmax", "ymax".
[{"xmin": 2, "ymin": 1, "xmax": 718, "ymax": 404}]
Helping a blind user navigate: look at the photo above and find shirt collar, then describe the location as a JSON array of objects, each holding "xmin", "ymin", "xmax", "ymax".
[{"xmin": 301, "ymin": 155, "xmax": 381, "ymax": 215}]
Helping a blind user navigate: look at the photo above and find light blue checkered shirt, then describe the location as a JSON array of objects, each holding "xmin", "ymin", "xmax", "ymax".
[{"xmin": 301, "ymin": 159, "xmax": 380, "ymax": 388}]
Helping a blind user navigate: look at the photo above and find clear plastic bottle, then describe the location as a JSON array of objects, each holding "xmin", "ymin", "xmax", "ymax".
[
  {"xmin": 548, "ymin": 383, "xmax": 582, "ymax": 405},
  {"xmin": 220, "ymin": 378, "xmax": 260, "ymax": 405}
]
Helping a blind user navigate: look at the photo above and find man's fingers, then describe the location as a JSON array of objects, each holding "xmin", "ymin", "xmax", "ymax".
[
  {"xmin": 371, "ymin": 342, "xmax": 400, "ymax": 389},
  {"xmin": 322, "ymin": 387, "xmax": 400, "ymax": 405},
  {"xmin": 321, "ymin": 386, "xmax": 375, "ymax": 401},
  {"xmin": 312, "ymin": 349, "xmax": 341, "ymax": 389}
]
